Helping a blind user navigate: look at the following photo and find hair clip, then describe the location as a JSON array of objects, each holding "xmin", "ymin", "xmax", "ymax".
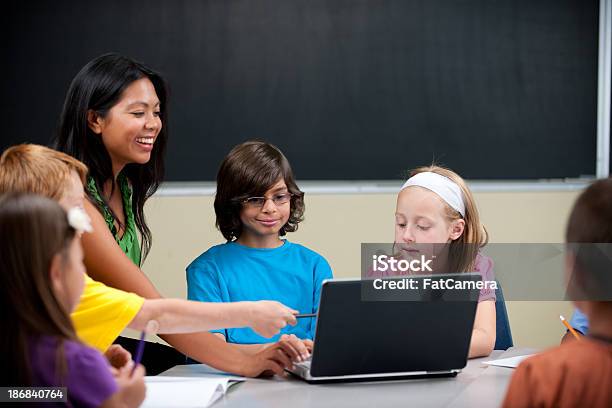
[{"xmin": 68, "ymin": 207, "xmax": 93, "ymax": 233}]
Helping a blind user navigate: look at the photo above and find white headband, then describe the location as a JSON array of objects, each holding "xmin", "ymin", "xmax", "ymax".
[{"xmin": 400, "ymin": 172, "xmax": 465, "ymax": 217}]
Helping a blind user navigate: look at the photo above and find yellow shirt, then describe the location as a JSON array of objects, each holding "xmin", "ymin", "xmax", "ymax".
[{"xmin": 71, "ymin": 275, "xmax": 145, "ymax": 352}]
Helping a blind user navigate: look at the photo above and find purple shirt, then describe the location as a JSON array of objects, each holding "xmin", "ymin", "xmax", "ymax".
[
  {"xmin": 29, "ymin": 335, "xmax": 118, "ymax": 407},
  {"xmin": 472, "ymin": 253, "xmax": 497, "ymax": 302}
]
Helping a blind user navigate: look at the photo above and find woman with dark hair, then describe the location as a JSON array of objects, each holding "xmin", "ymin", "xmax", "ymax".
[
  {"xmin": 55, "ymin": 53, "xmax": 167, "ymax": 265},
  {"xmin": 53, "ymin": 53, "xmax": 304, "ymax": 376}
]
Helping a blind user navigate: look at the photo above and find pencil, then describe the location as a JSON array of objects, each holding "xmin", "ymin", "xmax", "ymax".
[
  {"xmin": 560, "ymin": 315, "xmax": 581, "ymax": 340},
  {"xmin": 295, "ymin": 313, "xmax": 317, "ymax": 319},
  {"xmin": 132, "ymin": 330, "xmax": 146, "ymax": 375}
]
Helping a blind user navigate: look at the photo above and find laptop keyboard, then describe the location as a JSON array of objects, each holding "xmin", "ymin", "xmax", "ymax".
[{"xmin": 295, "ymin": 356, "xmax": 312, "ymax": 368}]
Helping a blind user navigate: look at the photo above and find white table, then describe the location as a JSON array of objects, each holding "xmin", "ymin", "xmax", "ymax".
[{"xmin": 160, "ymin": 347, "xmax": 537, "ymax": 408}]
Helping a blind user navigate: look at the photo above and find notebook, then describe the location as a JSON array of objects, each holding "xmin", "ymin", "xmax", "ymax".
[
  {"xmin": 142, "ymin": 376, "xmax": 244, "ymax": 407},
  {"xmin": 483, "ymin": 354, "xmax": 534, "ymax": 368}
]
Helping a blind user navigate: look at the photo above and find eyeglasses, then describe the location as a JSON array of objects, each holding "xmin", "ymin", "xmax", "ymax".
[{"xmin": 242, "ymin": 193, "xmax": 293, "ymax": 208}]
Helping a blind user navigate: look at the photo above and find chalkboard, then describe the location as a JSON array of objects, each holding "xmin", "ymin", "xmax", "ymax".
[{"xmin": 1, "ymin": 0, "xmax": 600, "ymax": 181}]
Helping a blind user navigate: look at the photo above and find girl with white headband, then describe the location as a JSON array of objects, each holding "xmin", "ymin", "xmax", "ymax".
[{"xmin": 395, "ymin": 165, "xmax": 496, "ymax": 358}]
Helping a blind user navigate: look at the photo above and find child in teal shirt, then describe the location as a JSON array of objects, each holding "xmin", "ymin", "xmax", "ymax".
[{"xmin": 187, "ymin": 141, "xmax": 333, "ymax": 345}]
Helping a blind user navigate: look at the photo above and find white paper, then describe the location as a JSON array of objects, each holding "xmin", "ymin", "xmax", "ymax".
[
  {"xmin": 483, "ymin": 354, "xmax": 533, "ymax": 368},
  {"xmin": 142, "ymin": 376, "xmax": 244, "ymax": 407}
]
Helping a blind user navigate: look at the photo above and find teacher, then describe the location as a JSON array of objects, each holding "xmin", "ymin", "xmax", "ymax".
[{"xmin": 54, "ymin": 53, "xmax": 308, "ymax": 376}]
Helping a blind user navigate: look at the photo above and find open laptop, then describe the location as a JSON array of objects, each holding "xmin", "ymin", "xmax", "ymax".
[{"xmin": 287, "ymin": 274, "xmax": 481, "ymax": 383}]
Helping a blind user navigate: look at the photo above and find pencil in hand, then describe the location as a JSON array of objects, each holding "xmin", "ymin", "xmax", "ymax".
[
  {"xmin": 295, "ymin": 313, "xmax": 317, "ymax": 319},
  {"xmin": 132, "ymin": 320, "xmax": 159, "ymax": 375},
  {"xmin": 560, "ymin": 315, "xmax": 581, "ymax": 341}
]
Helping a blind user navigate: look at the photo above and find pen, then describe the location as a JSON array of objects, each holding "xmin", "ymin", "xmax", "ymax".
[
  {"xmin": 295, "ymin": 313, "xmax": 317, "ymax": 319},
  {"xmin": 559, "ymin": 315, "xmax": 581, "ymax": 340},
  {"xmin": 132, "ymin": 330, "xmax": 146, "ymax": 375}
]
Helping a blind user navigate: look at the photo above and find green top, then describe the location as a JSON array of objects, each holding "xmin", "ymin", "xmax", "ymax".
[{"xmin": 86, "ymin": 174, "xmax": 141, "ymax": 267}]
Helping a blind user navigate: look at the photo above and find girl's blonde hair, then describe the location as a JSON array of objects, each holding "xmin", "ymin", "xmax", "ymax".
[{"xmin": 409, "ymin": 165, "xmax": 488, "ymax": 272}]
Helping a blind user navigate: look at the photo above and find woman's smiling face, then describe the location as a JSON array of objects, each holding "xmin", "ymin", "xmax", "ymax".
[{"xmin": 88, "ymin": 77, "xmax": 162, "ymax": 171}]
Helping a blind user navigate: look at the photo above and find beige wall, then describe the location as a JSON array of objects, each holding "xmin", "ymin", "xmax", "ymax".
[{"xmin": 140, "ymin": 189, "xmax": 581, "ymax": 349}]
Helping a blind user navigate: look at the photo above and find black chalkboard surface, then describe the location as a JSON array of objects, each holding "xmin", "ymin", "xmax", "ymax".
[{"xmin": 2, "ymin": 0, "xmax": 599, "ymax": 181}]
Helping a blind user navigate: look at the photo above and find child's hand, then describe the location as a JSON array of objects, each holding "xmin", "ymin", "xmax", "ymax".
[
  {"xmin": 277, "ymin": 334, "xmax": 311, "ymax": 362},
  {"xmin": 248, "ymin": 301, "xmax": 298, "ymax": 338},
  {"xmin": 243, "ymin": 340, "xmax": 303, "ymax": 377},
  {"xmin": 104, "ymin": 344, "xmax": 132, "ymax": 370},
  {"xmin": 115, "ymin": 363, "xmax": 146, "ymax": 408}
]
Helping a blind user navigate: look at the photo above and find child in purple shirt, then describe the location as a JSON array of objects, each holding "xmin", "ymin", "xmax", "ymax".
[
  {"xmin": 0, "ymin": 193, "xmax": 145, "ymax": 407},
  {"xmin": 29, "ymin": 336, "xmax": 118, "ymax": 407}
]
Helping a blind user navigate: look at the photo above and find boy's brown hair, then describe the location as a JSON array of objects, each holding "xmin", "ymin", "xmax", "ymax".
[
  {"xmin": 0, "ymin": 144, "xmax": 88, "ymax": 199},
  {"xmin": 214, "ymin": 140, "xmax": 305, "ymax": 241},
  {"xmin": 566, "ymin": 178, "xmax": 612, "ymax": 243},
  {"xmin": 566, "ymin": 178, "xmax": 612, "ymax": 301}
]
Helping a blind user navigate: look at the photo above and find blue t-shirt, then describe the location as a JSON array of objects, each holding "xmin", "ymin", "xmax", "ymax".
[
  {"xmin": 186, "ymin": 240, "xmax": 333, "ymax": 344},
  {"xmin": 569, "ymin": 308, "xmax": 589, "ymax": 335}
]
